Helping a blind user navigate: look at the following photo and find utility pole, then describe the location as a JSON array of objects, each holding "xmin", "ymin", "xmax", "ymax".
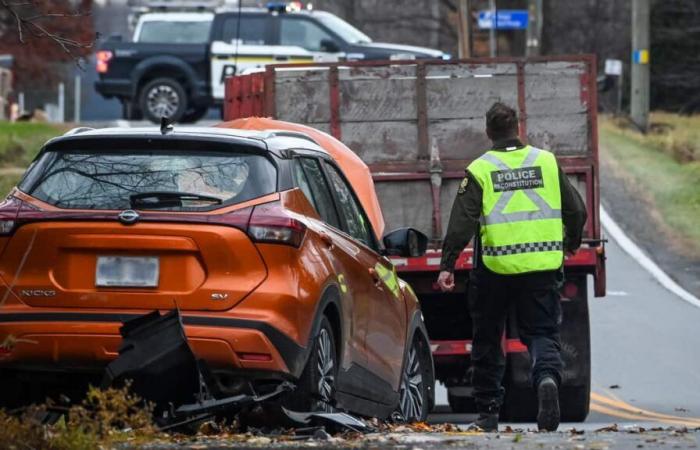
[
  {"xmin": 489, "ymin": 0, "xmax": 497, "ymax": 57},
  {"xmin": 631, "ymin": 0, "xmax": 650, "ymax": 131},
  {"xmin": 457, "ymin": 0, "xmax": 471, "ymax": 58},
  {"xmin": 526, "ymin": 0, "xmax": 542, "ymax": 56}
]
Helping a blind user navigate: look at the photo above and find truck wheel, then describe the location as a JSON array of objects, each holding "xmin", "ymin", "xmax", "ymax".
[
  {"xmin": 501, "ymin": 276, "xmax": 591, "ymax": 422},
  {"xmin": 286, "ymin": 316, "xmax": 337, "ymax": 412},
  {"xmin": 139, "ymin": 77, "xmax": 188, "ymax": 124},
  {"xmin": 447, "ymin": 391, "xmax": 477, "ymax": 414},
  {"xmin": 180, "ymin": 106, "xmax": 209, "ymax": 124}
]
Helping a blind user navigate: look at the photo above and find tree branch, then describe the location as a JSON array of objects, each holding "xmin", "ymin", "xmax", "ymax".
[{"xmin": 0, "ymin": 0, "xmax": 94, "ymax": 68}]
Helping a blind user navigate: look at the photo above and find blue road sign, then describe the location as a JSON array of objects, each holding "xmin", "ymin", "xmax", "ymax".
[{"xmin": 477, "ymin": 10, "xmax": 529, "ymax": 30}]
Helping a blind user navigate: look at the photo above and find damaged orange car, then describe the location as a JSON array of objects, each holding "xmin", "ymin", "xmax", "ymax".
[{"xmin": 0, "ymin": 118, "xmax": 434, "ymax": 421}]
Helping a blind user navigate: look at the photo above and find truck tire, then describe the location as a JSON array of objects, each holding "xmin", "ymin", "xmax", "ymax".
[
  {"xmin": 501, "ymin": 276, "xmax": 591, "ymax": 422},
  {"xmin": 447, "ymin": 391, "xmax": 477, "ymax": 414},
  {"xmin": 180, "ymin": 106, "xmax": 209, "ymax": 124},
  {"xmin": 139, "ymin": 77, "xmax": 188, "ymax": 124}
]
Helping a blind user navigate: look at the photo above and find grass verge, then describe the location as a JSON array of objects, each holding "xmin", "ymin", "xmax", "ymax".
[
  {"xmin": 0, "ymin": 121, "xmax": 68, "ymax": 167},
  {"xmin": 600, "ymin": 116, "xmax": 700, "ymax": 255}
]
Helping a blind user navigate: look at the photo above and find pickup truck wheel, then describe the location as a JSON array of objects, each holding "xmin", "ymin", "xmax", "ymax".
[
  {"xmin": 139, "ymin": 77, "xmax": 187, "ymax": 124},
  {"xmin": 180, "ymin": 106, "xmax": 209, "ymax": 124}
]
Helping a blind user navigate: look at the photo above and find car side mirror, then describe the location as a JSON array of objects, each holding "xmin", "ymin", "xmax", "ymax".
[
  {"xmin": 320, "ymin": 38, "xmax": 340, "ymax": 53},
  {"xmin": 383, "ymin": 228, "xmax": 428, "ymax": 257}
]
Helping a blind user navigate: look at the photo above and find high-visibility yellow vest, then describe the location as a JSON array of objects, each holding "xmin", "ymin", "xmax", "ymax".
[{"xmin": 468, "ymin": 145, "xmax": 564, "ymax": 274}]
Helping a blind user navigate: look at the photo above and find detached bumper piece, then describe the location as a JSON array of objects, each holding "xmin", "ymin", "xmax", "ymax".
[{"xmin": 102, "ymin": 310, "xmax": 293, "ymax": 429}]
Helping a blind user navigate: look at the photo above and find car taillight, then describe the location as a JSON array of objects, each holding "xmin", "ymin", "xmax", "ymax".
[
  {"xmin": 0, "ymin": 196, "xmax": 21, "ymax": 236},
  {"xmin": 248, "ymin": 202, "xmax": 306, "ymax": 247},
  {"xmin": 96, "ymin": 50, "xmax": 113, "ymax": 74}
]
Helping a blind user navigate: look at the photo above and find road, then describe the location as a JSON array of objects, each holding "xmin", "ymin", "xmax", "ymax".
[{"xmin": 430, "ymin": 221, "xmax": 700, "ymax": 431}]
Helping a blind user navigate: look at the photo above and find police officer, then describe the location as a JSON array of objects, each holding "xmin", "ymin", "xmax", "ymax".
[{"xmin": 436, "ymin": 102, "xmax": 587, "ymax": 432}]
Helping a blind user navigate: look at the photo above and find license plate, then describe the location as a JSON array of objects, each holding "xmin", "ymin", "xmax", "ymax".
[{"xmin": 96, "ymin": 256, "xmax": 159, "ymax": 288}]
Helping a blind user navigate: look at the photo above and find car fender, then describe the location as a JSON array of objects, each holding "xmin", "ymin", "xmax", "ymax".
[
  {"xmin": 131, "ymin": 55, "xmax": 199, "ymax": 98},
  {"xmin": 289, "ymin": 282, "xmax": 343, "ymax": 378}
]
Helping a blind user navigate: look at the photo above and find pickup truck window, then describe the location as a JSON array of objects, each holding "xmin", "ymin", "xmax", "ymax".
[
  {"xmin": 280, "ymin": 17, "xmax": 334, "ymax": 51},
  {"xmin": 221, "ymin": 16, "xmax": 268, "ymax": 45},
  {"xmin": 137, "ymin": 20, "xmax": 211, "ymax": 44}
]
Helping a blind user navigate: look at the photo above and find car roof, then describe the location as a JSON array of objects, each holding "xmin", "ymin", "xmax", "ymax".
[{"xmin": 52, "ymin": 126, "xmax": 329, "ymax": 157}]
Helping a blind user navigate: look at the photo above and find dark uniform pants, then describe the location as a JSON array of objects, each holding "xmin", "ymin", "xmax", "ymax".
[{"xmin": 468, "ymin": 268, "xmax": 563, "ymax": 413}]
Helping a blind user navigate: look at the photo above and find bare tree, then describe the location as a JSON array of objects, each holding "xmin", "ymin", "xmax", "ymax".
[{"xmin": 0, "ymin": 0, "xmax": 95, "ymax": 70}]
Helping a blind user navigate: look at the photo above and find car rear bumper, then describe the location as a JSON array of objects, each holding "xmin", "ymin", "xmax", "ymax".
[{"xmin": 0, "ymin": 312, "xmax": 305, "ymax": 377}]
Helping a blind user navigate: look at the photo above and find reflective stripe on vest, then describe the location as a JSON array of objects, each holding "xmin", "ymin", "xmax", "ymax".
[{"xmin": 468, "ymin": 145, "xmax": 564, "ymax": 274}]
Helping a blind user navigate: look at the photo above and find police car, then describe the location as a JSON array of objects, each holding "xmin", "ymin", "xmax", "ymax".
[{"xmin": 95, "ymin": 1, "xmax": 449, "ymax": 123}]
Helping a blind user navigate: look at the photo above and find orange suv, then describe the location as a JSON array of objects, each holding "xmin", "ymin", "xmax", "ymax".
[{"xmin": 0, "ymin": 121, "xmax": 434, "ymax": 421}]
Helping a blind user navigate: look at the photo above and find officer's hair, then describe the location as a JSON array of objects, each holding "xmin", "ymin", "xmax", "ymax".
[{"xmin": 486, "ymin": 102, "xmax": 518, "ymax": 140}]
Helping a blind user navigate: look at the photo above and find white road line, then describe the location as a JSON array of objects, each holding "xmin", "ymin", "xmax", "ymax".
[{"xmin": 600, "ymin": 206, "xmax": 700, "ymax": 308}]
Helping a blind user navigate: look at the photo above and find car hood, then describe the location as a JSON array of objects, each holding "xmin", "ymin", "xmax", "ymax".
[{"xmin": 358, "ymin": 42, "xmax": 445, "ymax": 58}]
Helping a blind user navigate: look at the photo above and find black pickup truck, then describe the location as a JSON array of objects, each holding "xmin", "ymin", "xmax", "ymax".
[{"xmin": 95, "ymin": 6, "xmax": 448, "ymax": 124}]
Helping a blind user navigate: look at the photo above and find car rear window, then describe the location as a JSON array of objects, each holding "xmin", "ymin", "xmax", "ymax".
[{"xmin": 19, "ymin": 150, "xmax": 276, "ymax": 211}]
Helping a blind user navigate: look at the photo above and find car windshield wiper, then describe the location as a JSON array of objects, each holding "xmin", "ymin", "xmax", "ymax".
[{"xmin": 130, "ymin": 191, "xmax": 223, "ymax": 209}]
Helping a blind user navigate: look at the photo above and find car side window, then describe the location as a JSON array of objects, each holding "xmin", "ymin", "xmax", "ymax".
[
  {"xmin": 323, "ymin": 162, "xmax": 374, "ymax": 248},
  {"xmin": 221, "ymin": 16, "xmax": 268, "ymax": 44},
  {"xmin": 292, "ymin": 158, "xmax": 318, "ymax": 210},
  {"xmin": 280, "ymin": 17, "xmax": 333, "ymax": 51},
  {"xmin": 296, "ymin": 158, "xmax": 341, "ymax": 229}
]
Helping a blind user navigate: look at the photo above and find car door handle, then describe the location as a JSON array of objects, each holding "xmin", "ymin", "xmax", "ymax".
[
  {"xmin": 274, "ymin": 56, "xmax": 290, "ymax": 61},
  {"xmin": 368, "ymin": 268, "xmax": 383, "ymax": 288},
  {"xmin": 319, "ymin": 232, "xmax": 334, "ymax": 249}
]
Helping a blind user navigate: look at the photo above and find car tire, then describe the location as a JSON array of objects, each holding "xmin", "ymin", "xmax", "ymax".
[
  {"xmin": 287, "ymin": 316, "xmax": 337, "ymax": 412},
  {"xmin": 180, "ymin": 106, "xmax": 209, "ymax": 124},
  {"xmin": 398, "ymin": 336, "xmax": 431, "ymax": 422},
  {"xmin": 139, "ymin": 77, "xmax": 188, "ymax": 124}
]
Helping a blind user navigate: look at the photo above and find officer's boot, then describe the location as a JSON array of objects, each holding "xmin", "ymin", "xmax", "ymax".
[
  {"xmin": 474, "ymin": 412, "xmax": 499, "ymax": 432},
  {"xmin": 536, "ymin": 376, "xmax": 560, "ymax": 431}
]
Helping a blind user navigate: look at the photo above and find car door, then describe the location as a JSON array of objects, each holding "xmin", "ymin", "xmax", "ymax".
[
  {"xmin": 274, "ymin": 16, "xmax": 344, "ymax": 63},
  {"xmin": 322, "ymin": 161, "xmax": 407, "ymax": 390},
  {"xmin": 209, "ymin": 13, "xmax": 275, "ymax": 100},
  {"xmin": 292, "ymin": 156, "xmax": 370, "ymax": 371}
]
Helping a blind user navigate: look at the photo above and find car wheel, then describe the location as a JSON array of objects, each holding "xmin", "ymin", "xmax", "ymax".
[
  {"xmin": 398, "ymin": 337, "xmax": 430, "ymax": 422},
  {"xmin": 139, "ymin": 77, "xmax": 187, "ymax": 124},
  {"xmin": 288, "ymin": 316, "xmax": 337, "ymax": 412}
]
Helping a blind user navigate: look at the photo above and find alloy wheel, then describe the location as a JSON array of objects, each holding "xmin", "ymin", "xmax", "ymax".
[
  {"xmin": 399, "ymin": 342, "xmax": 424, "ymax": 421},
  {"xmin": 146, "ymin": 84, "xmax": 180, "ymax": 118},
  {"xmin": 315, "ymin": 328, "xmax": 335, "ymax": 411}
]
